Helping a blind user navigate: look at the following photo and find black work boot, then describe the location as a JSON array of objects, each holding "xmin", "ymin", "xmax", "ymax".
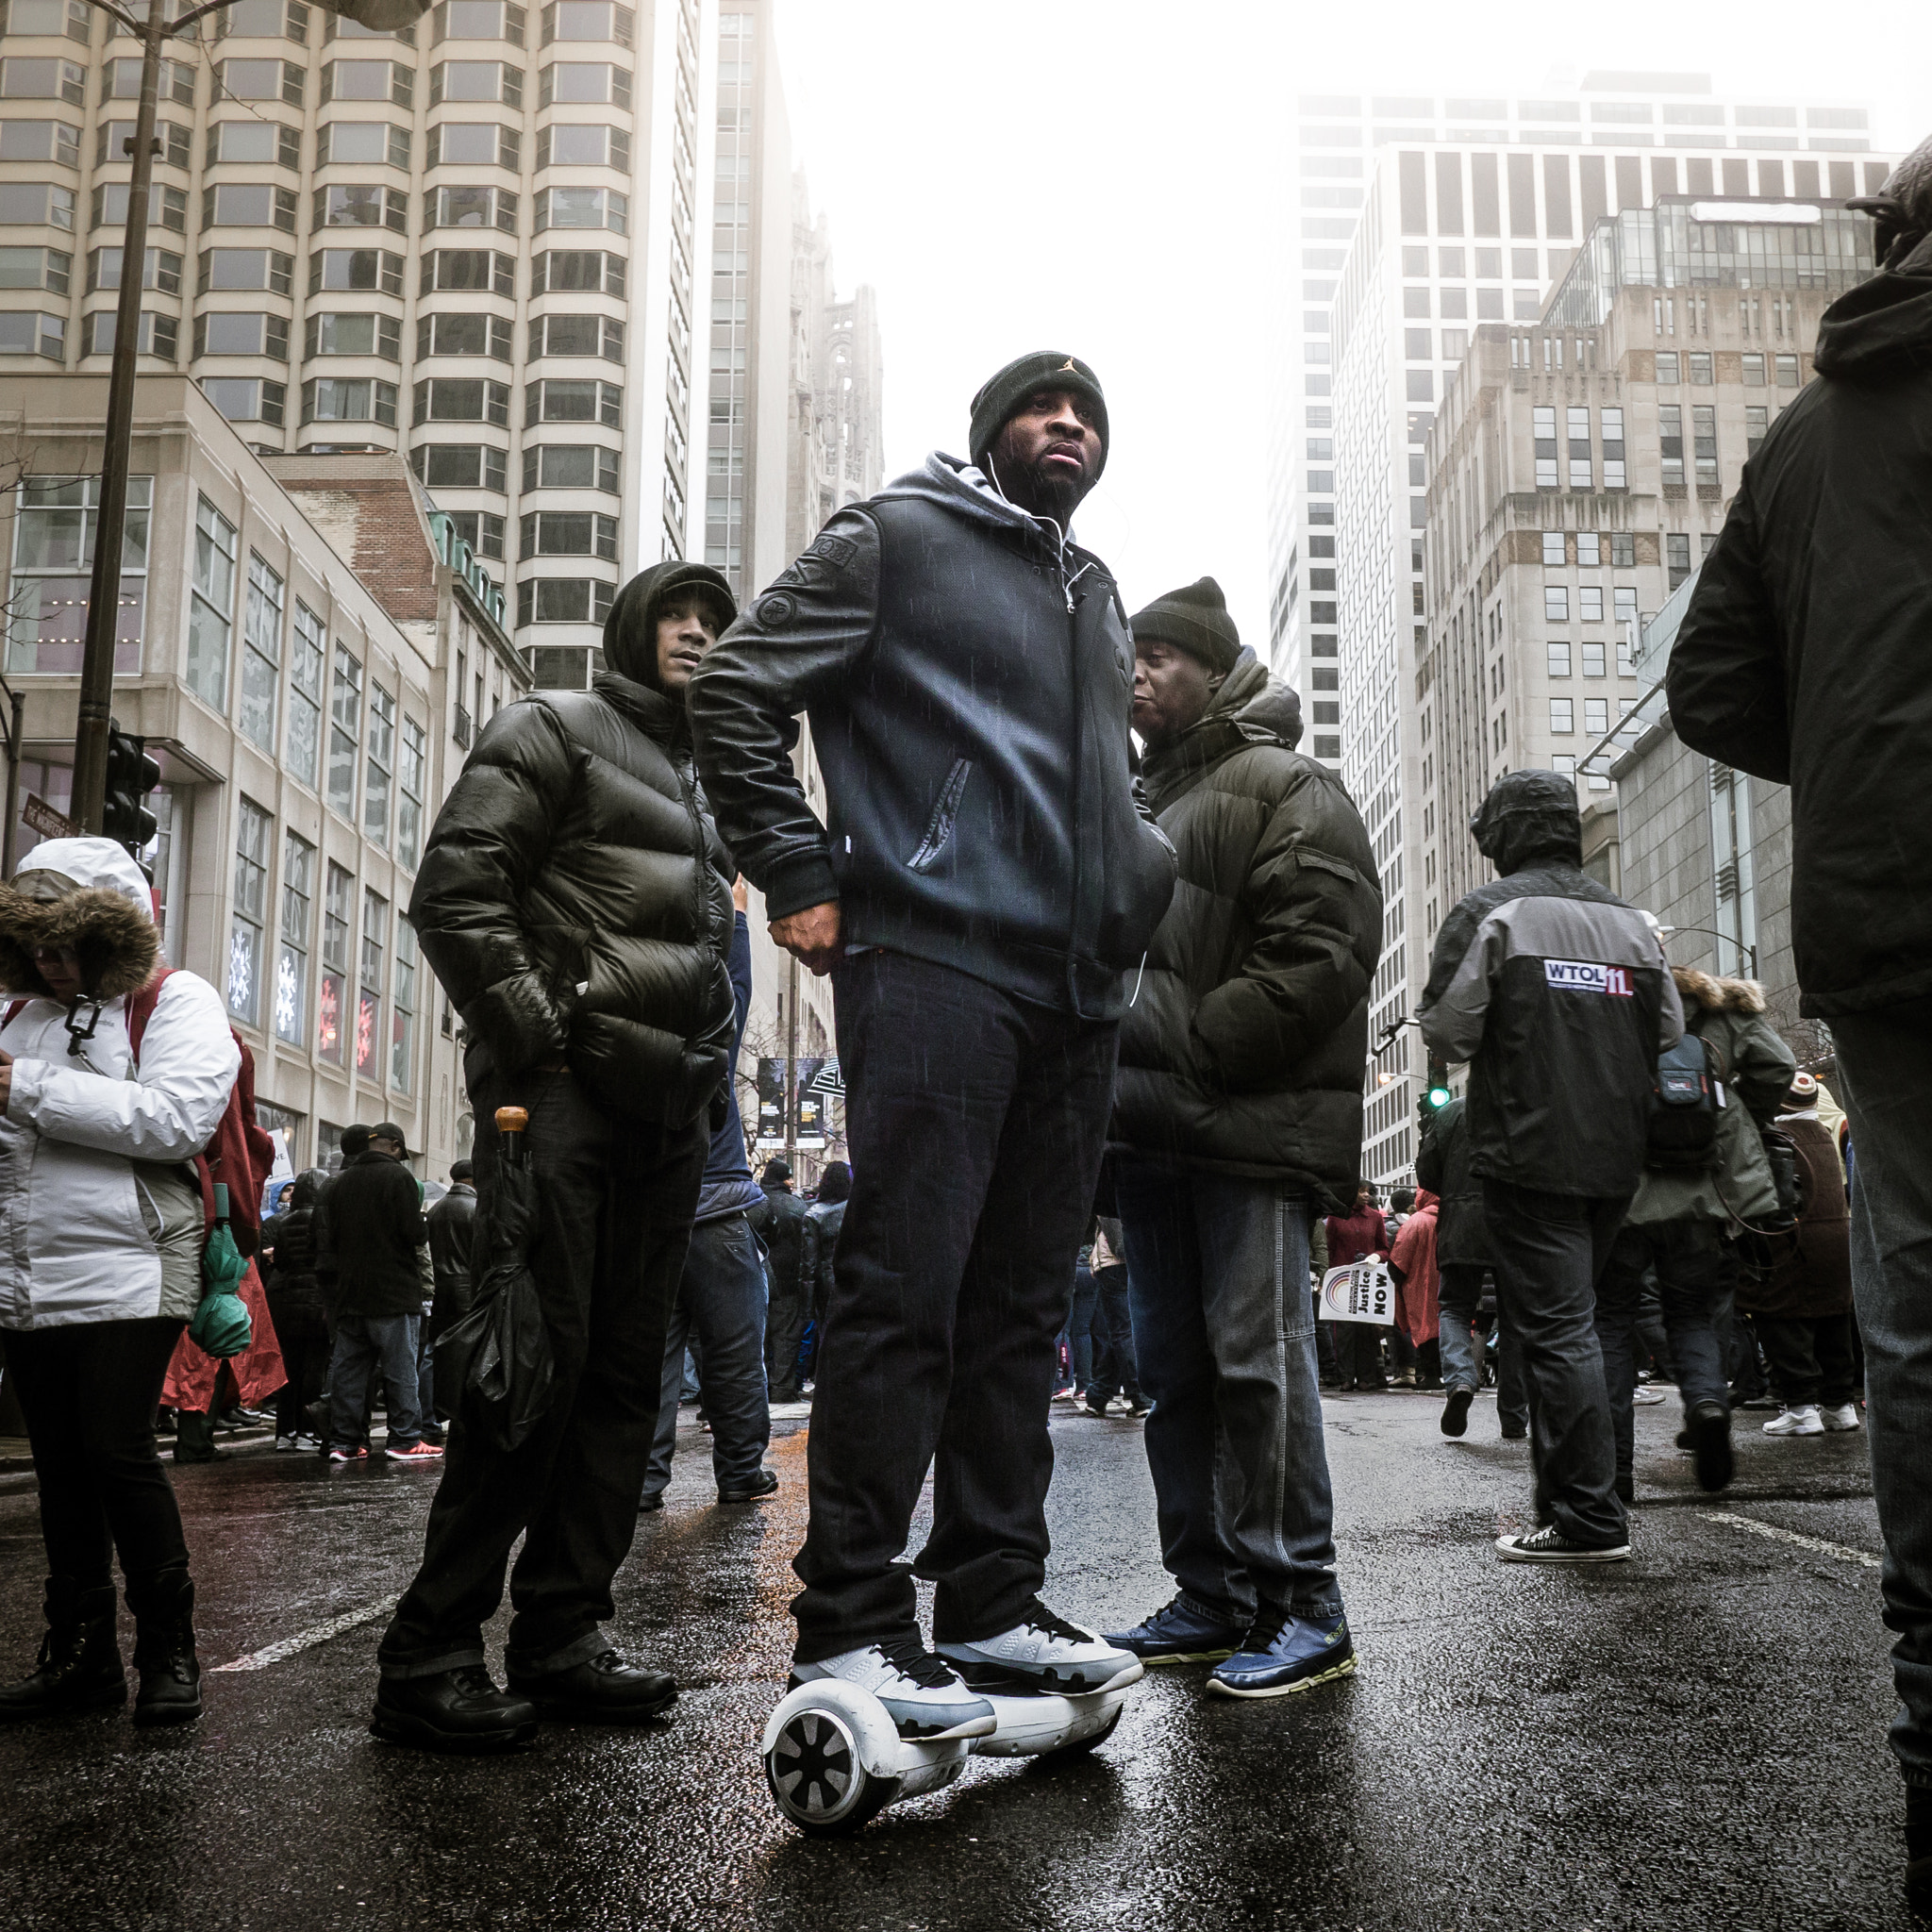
[
  {"xmin": 1688, "ymin": 1399, "xmax": 1734, "ymax": 1494},
  {"xmin": 506, "ymin": 1644, "xmax": 677, "ymax": 1724},
  {"xmin": 0, "ymin": 1578, "xmax": 125, "ymax": 1721},
  {"xmin": 172, "ymin": 1411, "xmax": 220, "ymax": 1463},
  {"xmin": 128, "ymin": 1567, "xmax": 203, "ymax": 1726},
  {"xmin": 1906, "ymin": 1784, "xmax": 1932, "ymax": 1915},
  {"xmin": 371, "ymin": 1666, "xmax": 539, "ymax": 1754}
]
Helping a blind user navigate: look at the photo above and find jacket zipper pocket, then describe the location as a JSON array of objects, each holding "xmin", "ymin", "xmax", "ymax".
[{"xmin": 906, "ymin": 758, "xmax": 973, "ymax": 874}]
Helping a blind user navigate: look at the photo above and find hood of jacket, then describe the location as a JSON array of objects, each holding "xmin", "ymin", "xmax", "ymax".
[
  {"xmin": 1471, "ymin": 769, "xmax": 1583, "ymax": 875},
  {"xmin": 1141, "ymin": 650, "xmax": 1302, "ymax": 811},
  {"xmin": 876, "ymin": 453, "xmax": 1104, "ymax": 593},
  {"xmin": 1672, "ymin": 965, "xmax": 1768, "ymax": 1014},
  {"xmin": 1814, "ymin": 233, "xmax": 1932, "ymax": 381},
  {"xmin": 291, "ymin": 1170, "xmax": 324, "ymax": 1210},
  {"xmin": 601, "ymin": 558, "xmax": 738, "ymax": 692},
  {"xmin": 0, "ymin": 836, "xmax": 158, "ymax": 1001}
]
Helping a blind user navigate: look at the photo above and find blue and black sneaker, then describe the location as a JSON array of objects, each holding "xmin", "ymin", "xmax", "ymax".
[
  {"xmin": 1104, "ymin": 1593, "xmax": 1245, "ymax": 1666},
  {"xmin": 1206, "ymin": 1605, "xmax": 1357, "ymax": 1700}
]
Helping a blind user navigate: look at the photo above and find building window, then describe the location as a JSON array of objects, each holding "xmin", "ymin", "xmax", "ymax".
[
  {"xmin": 535, "ymin": 123, "xmax": 628, "ymax": 169},
  {"xmin": 1546, "ymin": 641, "xmax": 1572, "ymax": 678},
  {"xmin": 188, "ymin": 495, "xmax": 237, "ymax": 708},
  {"xmin": 1667, "ymin": 532, "xmax": 1692, "ymax": 591},
  {"xmin": 524, "ymin": 443, "xmax": 620, "ymax": 493},
  {"xmin": 1615, "ymin": 585, "xmax": 1639, "ymax": 630},
  {"xmin": 358, "ymin": 888, "xmax": 386, "ymax": 1074},
  {"xmin": 200, "ymin": 376, "xmax": 287, "ymax": 426},
  {"xmin": 425, "ymin": 183, "xmax": 519, "ymax": 232},
  {"xmin": 1540, "ymin": 532, "xmax": 1564, "ymax": 567},
  {"xmin": 87, "ymin": 308, "xmax": 179, "ymax": 361},
  {"xmin": 519, "ymin": 510, "xmax": 618, "ymax": 559},
  {"xmin": 318, "ymin": 118, "xmax": 410, "ymax": 166},
  {"xmin": 1741, "ymin": 353, "xmax": 1766, "ymax": 388},
  {"xmin": 217, "ymin": 55, "xmax": 305, "ymax": 103},
  {"xmin": 288, "ymin": 600, "xmax": 324, "ymax": 786},
  {"xmin": 0, "ymin": 308, "xmax": 63, "ymax": 360},
  {"xmin": 6, "ymin": 475, "xmax": 148, "ymax": 677},
  {"xmin": 443, "ymin": 510, "xmax": 504, "ymax": 558},
  {"xmin": 1610, "ymin": 532, "xmax": 1636, "ymax": 569},
  {"xmin": 1775, "ymin": 354, "xmax": 1800, "ymax": 388},
  {"xmin": 1659, "ymin": 405, "xmax": 1684, "ymax": 489},
  {"xmin": 229, "ymin": 797, "xmax": 271, "ymax": 1026},
  {"xmin": 192, "ymin": 310, "xmax": 289, "ymax": 359},
  {"xmin": 0, "ymin": 56, "xmax": 87, "ymax": 105},
  {"xmin": 365, "ymin": 681, "xmax": 394, "ymax": 847},
  {"xmin": 1575, "ymin": 533, "xmax": 1600, "ymax": 568},
  {"xmin": 397, "ymin": 716, "xmax": 425, "ymax": 870},
  {"xmin": 1567, "ymin": 406, "xmax": 1591, "ymax": 490},
  {"xmin": 309, "ymin": 246, "xmax": 404, "ymax": 296},
  {"xmin": 1543, "ymin": 586, "xmax": 1568, "ymax": 623},
  {"xmin": 420, "ymin": 247, "xmax": 515, "ymax": 295},
  {"xmin": 431, "ymin": 1, "xmax": 527, "ymax": 44},
  {"xmin": 429, "ymin": 119, "xmax": 518, "ymax": 166},
  {"xmin": 276, "ymin": 829, "xmax": 312, "ymax": 1044},
  {"xmin": 541, "ymin": 1, "xmax": 632, "ymax": 44},
  {"xmin": 1579, "ymin": 587, "xmax": 1603, "ymax": 624},
  {"xmin": 318, "ymin": 860, "xmax": 351, "ymax": 1064},
  {"xmin": 1688, "ymin": 352, "xmax": 1713, "ymax": 387},
  {"xmin": 528, "ymin": 312, "xmax": 624, "ymax": 360},
  {"xmin": 0, "ymin": 182, "xmax": 75, "ymax": 230},
  {"xmin": 1581, "ymin": 641, "xmax": 1606, "ymax": 677},
  {"xmin": 300, "ymin": 377, "xmax": 399, "ymax": 426},
  {"xmin": 306, "ymin": 311, "xmax": 403, "ymax": 359},
  {"xmin": 1746, "ymin": 406, "xmax": 1768, "ymax": 458},
  {"xmin": 1692, "ymin": 406, "xmax": 1718, "ymax": 489},
  {"xmin": 199, "ymin": 182, "xmax": 293, "ymax": 232},
  {"xmin": 314, "ymin": 183, "xmax": 408, "ymax": 233},
  {"xmin": 413, "ymin": 443, "xmax": 508, "ymax": 491},
  {"xmin": 206, "ymin": 245, "xmax": 296, "ymax": 295},
  {"xmin": 1584, "ymin": 698, "xmax": 1609, "ymax": 738},
  {"xmin": 391, "ymin": 916, "xmax": 417, "ymax": 1091},
  {"xmin": 1601, "ymin": 407, "xmax": 1626, "ymax": 491},
  {"xmin": 517, "ymin": 577, "xmax": 614, "ymax": 626},
  {"xmin": 1617, "ymin": 626, "xmax": 1638, "ymax": 676},
  {"xmin": 327, "ymin": 642, "xmax": 361, "ymax": 816},
  {"xmin": 1656, "ymin": 351, "xmax": 1679, "ymax": 385},
  {"xmin": 533, "ymin": 186, "xmax": 627, "ymax": 235},
  {"xmin": 413, "ymin": 376, "xmax": 511, "ymax": 425},
  {"xmin": 103, "ymin": 116, "xmax": 192, "ymax": 170},
  {"xmin": 538, "ymin": 58, "xmax": 629, "ymax": 108},
  {"xmin": 417, "ymin": 310, "xmax": 513, "ymax": 360},
  {"xmin": 525, "ymin": 377, "xmax": 622, "ymax": 426},
  {"xmin": 107, "ymin": 56, "xmax": 195, "ymax": 104},
  {"xmin": 7, "ymin": 244, "xmax": 75, "ymax": 296},
  {"xmin": 428, "ymin": 57, "xmax": 521, "ymax": 105},
  {"xmin": 1533, "ymin": 407, "xmax": 1557, "ymax": 489},
  {"xmin": 533, "ymin": 249, "xmax": 625, "ymax": 295},
  {"xmin": 321, "ymin": 57, "xmax": 411, "ymax": 106},
  {"xmin": 239, "ymin": 552, "xmax": 283, "ymax": 751},
  {"xmin": 1549, "ymin": 697, "xmax": 1574, "ymax": 736}
]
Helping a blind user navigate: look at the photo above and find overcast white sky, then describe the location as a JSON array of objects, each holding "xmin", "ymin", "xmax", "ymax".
[{"xmin": 769, "ymin": 0, "xmax": 1932, "ymax": 647}]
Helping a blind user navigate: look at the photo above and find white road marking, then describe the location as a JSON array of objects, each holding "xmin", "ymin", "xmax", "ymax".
[
  {"xmin": 209, "ymin": 1601, "xmax": 391, "ymax": 1672},
  {"xmin": 1702, "ymin": 1510, "xmax": 1881, "ymax": 1571}
]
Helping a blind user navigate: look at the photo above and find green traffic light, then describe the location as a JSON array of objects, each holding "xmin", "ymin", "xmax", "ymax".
[{"xmin": 1427, "ymin": 1086, "xmax": 1452, "ymax": 1108}]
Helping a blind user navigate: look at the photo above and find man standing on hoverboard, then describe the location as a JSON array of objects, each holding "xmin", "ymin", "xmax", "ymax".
[{"xmin": 691, "ymin": 353, "xmax": 1176, "ymax": 1739}]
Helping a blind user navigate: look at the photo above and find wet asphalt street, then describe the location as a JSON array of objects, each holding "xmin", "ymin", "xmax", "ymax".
[{"xmin": 0, "ymin": 1390, "xmax": 1909, "ymax": 1932}]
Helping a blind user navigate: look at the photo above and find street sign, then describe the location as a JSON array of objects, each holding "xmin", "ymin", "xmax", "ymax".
[
  {"xmin": 22, "ymin": 794, "xmax": 75, "ymax": 841},
  {"xmin": 755, "ymin": 1057, "xmax": 786, "ymax": 1146},
  {"xmin": 1319, "ymin": 1263, "xmax": 1394, "ymax": 1325}
]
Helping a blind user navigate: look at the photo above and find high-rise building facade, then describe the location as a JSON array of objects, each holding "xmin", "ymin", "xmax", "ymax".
[{"xmin": 1294, "ymin": 85, "xmax": 1893, "ymax": 1184}]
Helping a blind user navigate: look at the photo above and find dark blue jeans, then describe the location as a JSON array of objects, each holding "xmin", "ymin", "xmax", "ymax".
[
  {"xmin": 1066, "ymin": 1262, "xmax": 1098, "ymax": 1395},
  {"xmin": 1084, "ymin": 1263, "xmax": 1142, "ymax": 1405},
  {"xmin": 791, "ymin": 951, "xmax": 1117, "ymax": 1662},
  {"xmin": 1115, "ymin": 1160, "xmax": 1341, "ymax": 1624},
  {"xmin": 643, "ymin": 1210, "xmax": 772, "ymax": 1500},
  {"xmin": 328, "ymin": 1312, "xmax": 422, "ymax": 1452}
]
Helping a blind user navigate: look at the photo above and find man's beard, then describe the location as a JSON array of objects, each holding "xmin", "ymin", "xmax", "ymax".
[{"xmin": 1017, "ymin": 453, "xmax": 1086, "ymax": 522}]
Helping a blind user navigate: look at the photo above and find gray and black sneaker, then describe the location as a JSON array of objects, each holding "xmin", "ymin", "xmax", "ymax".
[
  {"xmin": 1495, "ymin": 1525, "xmax": 1630, "ymax": 1564},
  {"xmin": 789, "ymin": 1636, "xmax": 995, "ymax": 1740}
]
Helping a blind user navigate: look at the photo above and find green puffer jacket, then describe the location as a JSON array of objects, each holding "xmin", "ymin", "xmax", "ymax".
[
  {"xmin": 1108, "ymin": 652, "xmax": 1382, "ymax": 1208},
  {"xmin": 1626, "ymin": 969, "xmax": 1796, "ymax": 1227},
  {"xmin": 408, "ymin": 560, "xmax": 738, "ymax": 1127}
]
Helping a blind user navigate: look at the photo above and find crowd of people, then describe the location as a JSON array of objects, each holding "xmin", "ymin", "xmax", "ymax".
[{"xmin": 0, "ymin": 148, "xmax": 1928, "ymax": 1892}]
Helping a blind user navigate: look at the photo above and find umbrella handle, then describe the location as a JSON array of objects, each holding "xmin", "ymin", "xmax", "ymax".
[{"xmin": 496, "ymin": 1106, "xmax": 528, "ymax": 1171}]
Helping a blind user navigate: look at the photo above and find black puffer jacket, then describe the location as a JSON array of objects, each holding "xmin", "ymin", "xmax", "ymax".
[
  {"xmin": 687, "ymin": 454, "xmax": 1176, "ymax": 1020},
  {"xmin": 747, "ymin": 1182, "xmax": 812, "ymax": 1306},
  {"xmin": 408, "ymin": 560, "xmax": 737, "ymax": 1125},
  {"xmin": 425, "ymin": 1181, "xmax": 476, "ymax": 1325},
  {"xmin": 1414, "ymin": 1099, "xmax": 1490, "ymax": 1268},
  {"xmin": 1107, "ymin": 653, "xmax": 1381, "ymax": 1206},
  {"xmin": 1667, "ymin": 233, "xmax": 1932, "ymax": 1016},
  {"xmin": 262, "ymin": 1169, "xmax": 328, "ymax": 1341}
]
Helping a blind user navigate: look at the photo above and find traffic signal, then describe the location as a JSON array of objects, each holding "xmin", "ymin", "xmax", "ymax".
[
  {"xmin": 103, "ymin": 719, "xmax": 159, "ymax": 862},
  {"xmin": 1418, "ymin": 1055, "xmax": 1453, "ymax": 1135}
]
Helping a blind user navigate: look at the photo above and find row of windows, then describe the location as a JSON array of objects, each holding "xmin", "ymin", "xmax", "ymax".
[
  {"xmin": 1, "ymin": 0, "xmax": 630, "ymax": 43},
  {"xmin": 1545, "ymin": 637, "xmax": 1638, "ymax": 677},
  {"xmin": 412, "ymin": 440, "xmax": 619, "ymax": 494},
  {"xmin": 1656, "ymin": 349, "xmax": 1801, "ymax": 388},
  {"xmin": 408, "ymin": 375, "xmax": 621, "ymax": 426},
  {"xmin": 1541, "ymin": 531, "xmax": 1636, "ymax": 568},
  {"xmin": 1547, "ymin": 696, "xmax": 1619, "ymax": 738},
  {"xmin": 1541, "ymin": 584, "xmax": 1641, "ymax": 626},
  {"xmin": 1531, "ymin": 406, "xmax": 1629, "ymax": 491}
]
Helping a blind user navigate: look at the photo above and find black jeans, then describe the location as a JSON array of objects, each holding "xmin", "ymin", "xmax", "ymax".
[
  {"xmin": 1331, "ymin": 1321, "xmax": 1388, "ymax": 1389},
  {"xmin": 3, "ymin": 1316, "xmax": 189, "ymax": 1598},
  {"xmin": 791, "ymin": 951, "xmax": 1117, "ymax": 1662},
  {"xmin": 380, "ymin": 1068, "xmax": 708, "ymax": 1675},
  {"xmin": 272, "ymin": 1324, "xmax": 328, "ymax": 1439},
  {"xmin": 1084, "ymin": 1262, "xmax": 1143, "ymax": 1405},
  {"xmin": 1756, "ymin": 1312, "xmax": 1858, "ymax": 1409},
  {"xmin": 1482, "ymin": 1180, "xmax": 1629, "ymax": 1548},
  {"xmin": 765, "ymin": 1257, "xmax": 810, "ymax": 1404},
  {"xmin": 1437, "ymin": 1264, "xmax": 1528, "ymax": 1431},
  {"xmin": 643, "ymin": 1211, "xmax": 772, "ymax": 1500}
]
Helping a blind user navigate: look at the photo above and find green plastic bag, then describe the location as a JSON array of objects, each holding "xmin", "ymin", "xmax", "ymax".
[{"xmin": 189, "ymin": 1203, "xmax": 253, "ymax": 1359}]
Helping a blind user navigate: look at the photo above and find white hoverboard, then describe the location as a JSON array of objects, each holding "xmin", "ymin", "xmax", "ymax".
[{"xmin": 761, "ymin": 1674, "xmax": 1135, "ymax": 1836}]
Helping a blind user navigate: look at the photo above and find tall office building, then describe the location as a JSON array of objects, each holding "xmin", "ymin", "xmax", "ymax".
[{"xmin": 1274, "ymin": 77, "xmax": 1893, "ymax": 1183}]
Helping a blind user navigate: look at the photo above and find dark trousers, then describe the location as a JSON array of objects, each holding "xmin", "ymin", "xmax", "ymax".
[
  {"xmin": 1066, "ymin": 1262, "xmax": 1099, "ymax": 1395},
  {"xmin": 3, "ymin": 1316, "xmax": 189, "ymax": 1597},
  {"xmin": 1331, "ymin": 1320, "xmax": 1387, "ymax": 1388},
  {"xmin": 1482, "ymin": 1180, "xmax": 1629, "ymax": 1548},
  {"xmin": 765, "ymin": 1269, "xmax": 809, "ymax": 1404},
  {"xmin": 273, "ymin": 1324, "xmax": 328, "ymax": 1438},
  {"xmin": 791, "ymin": 951, "xmax": 1116, "ymax": 1662},
  {"xmin": 328, "ymin": 1312, "xmax": 422, "ymax": 1452},
  {"xmin": 1084, "ymin": 1262, "xmax": 1142, "ymax": 1405},
  {"xmin": 1594, "ymin": 1219, "xmax": 1730, "ymax": 1481},
  {"xmin": 380, "ymin": 1069, "xmax": 708, "ymax": 1674},
  {"xmin": 1438, "ymin": 1264, "xmax": 1528, "ymax": 1431},
  {"xmin": 644, "ymin": 1211, "xmax": 772, "ymax": 1500},
  {"xmin": 1757, "ymin": 1312, "xmax": 1858, "ymax": 1410}
]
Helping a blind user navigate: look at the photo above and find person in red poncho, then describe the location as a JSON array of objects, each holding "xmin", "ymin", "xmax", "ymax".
[{"xmin": 1388, "ymin": 1192, "xmax": 1441, "ymax": 1391}]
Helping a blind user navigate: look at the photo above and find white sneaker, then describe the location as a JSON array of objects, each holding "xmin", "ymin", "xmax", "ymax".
[
  {"xmin": 1631, "ymin": 1386, "xmax": 1667, "ymax": 1407},
  {"xmin": 1763, "ymin": 1405, "xmax": 1824, "ymax": 1437},
  {"xmin": 274, "ymin": 1435, "xmax": 296, "ymax": 1452},
  {"xmin": 937, "ymin": 1598, "xmax": 1144, "ymax": 1695},
  {"xmin": 789, "ymin": 1636, "xmax": 994, "ymax": 1740},
  {"xmin": 1819, "ymin": 1402, "xmax": 1862, "ymax": 1432}
]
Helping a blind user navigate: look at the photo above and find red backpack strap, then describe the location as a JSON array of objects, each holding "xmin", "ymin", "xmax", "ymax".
[
  {"xmin": 124, "ymin": 967, "xmax": 176, "ymax": 1062},
  {"xmin": 3, "ymin": 1000, "xmax": 23, "ymax": 1030}
]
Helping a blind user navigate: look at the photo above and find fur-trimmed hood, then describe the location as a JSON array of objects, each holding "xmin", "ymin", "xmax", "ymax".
[
  {"xmin": 0, "ymin": 837, "xmax": 158, "ymax": 1001},
  {"xmin": 1671, "ymin": 965, "xmax": 1768, "ymax": 1014}
]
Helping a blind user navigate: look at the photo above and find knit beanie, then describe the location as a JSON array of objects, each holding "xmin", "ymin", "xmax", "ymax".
[
  {"xmin": 968, "ymin": 351, "xmax": 1108, "ymax": 480},
  {"xmin": 1128, "ymin": 577, "xmax": 1241, "ymax": 675}
]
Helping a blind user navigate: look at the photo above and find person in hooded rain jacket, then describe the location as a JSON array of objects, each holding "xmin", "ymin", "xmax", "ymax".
[
  {"xmin": 688, "ymin": 353, "xmax": 1177, "ymax": 1738},
  {"xmin": 1662, "ymin": 137, "xmax": 1932, "ymax": 1902},
  {"xmin": 262, "ymin": 1169, "xmax": 329, "ymax": 1449},
  {"xmin": 1100, "ymin": 581, "xmax": 1379, "ymax": 1698},
  {"xmin": 0, "ymin": 837, "xmax": 239, "ymax": 1729},
  {"xmin": 376, "ymin": 559, "xmax": 739, "ymax": 1752},
  {"xmin": 1420, "ymin": 771, "xmax": 1682, "ymax": 1566}
]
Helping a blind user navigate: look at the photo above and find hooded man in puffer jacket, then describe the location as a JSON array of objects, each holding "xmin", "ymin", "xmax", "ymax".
[
  {"xmin": 1421, "ymin": 771, "xmax": 1682, "ymax": 1567},
  {"xmin": 377, "ymin": 559, "xmax": 739, "ymax": 1752},
  {"xmin": 0, "ymin": 837, "xmax": 238, "ymax": 1729}
]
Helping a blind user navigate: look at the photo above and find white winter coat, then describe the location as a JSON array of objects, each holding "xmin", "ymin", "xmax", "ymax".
[{"xmin": 0, "ymin": 841, "xmax": 239, "ymax": 1331}]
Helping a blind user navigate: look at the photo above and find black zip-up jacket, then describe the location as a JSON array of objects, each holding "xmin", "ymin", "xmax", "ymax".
[
  {"xmin": 746, "ymin": 1182, "xmax": 812, "ymax": 1306},
  {"xmin": 327, "ymin": 1151, "xmax": 429, "ymax": 1320},
  {"xmin": 425, "ymin": 1182, "xmax": 476, "ymax": 1322},
  {"xmin": 1413, "ymin": 1098, "xmax": 1490, "ymax": 1269},
  {"xmin": 1107, "ymin": 653, "xmax": 1381, "ymax": 1208},
  {"xmin": 1419, "ymin": 772, "xmax": 1683, "ymax": 1199},
  {"xmin": 408, "ymin": 560, "xmax": 737, "ymax": 1125},
  {"xmin": 687, "ymin": 454, "xmax": 1177, "ymax": 1019},
  {"xmin": 1666, "ymin": 233, "xmax": 1932, "ymax": 1016}
]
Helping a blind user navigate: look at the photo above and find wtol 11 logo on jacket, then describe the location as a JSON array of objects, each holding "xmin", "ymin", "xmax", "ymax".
[{"xmin": 1543, "ymin": 959, "xmax": 1635, "ymax": 996}]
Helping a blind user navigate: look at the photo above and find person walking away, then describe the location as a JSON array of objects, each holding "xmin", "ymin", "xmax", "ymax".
[
  {"xmin": 746, "ymin": 1157, "xmax": 813, "ymax": 1404},
  {"xmin": 1744, "ymin": 1072, "xmax": 1859, "ymax": 1439},
  {"xmin": 424, "ymin": 1159, "xmax": 478, "ymax": 1429},
  {"xmin": 1420, "ymin": 770, "xmax": 1683, "ymax": 1565},
  {"xmin": 1082, "ymin": 1216, "xmax": 1145, "ymax": 1417},
  {"xmin": 1417, "ymin": 1096, "xmax": 1527, "ymax": 1440},
  {"xmin": 375, "ymin": 558, "xmax": 738, "ymax": 1751},
  {"xmin": 800, "ymin": 1161, "xmax": 848, "ymax": 1391},
  {"xmin": 1324, "ymin": 1185, "xmax": 1391, "ymax": 1391},
  {"xmin": 691, "ymin": 354, "xmax": 1175, "ymax": 1735},
  {"xmin": 263, "ymin": 1171, "xmax": 328, "ymax": 1450},
  {"xmin": 1389, "ymin": 1192, "xmax": 1441, "ymax": 1391},
  {"xmin": 0, "ymin": 838, "xmax": 240, "ymax": 1726},
  {"xmin": 1102, "ymin": 579, "xmax": 1380, "ymax": 1696},
  {"xmin": 641, "ymin": 877, "xmax": 776, "ymax": 1510},
  {"xmin": 1593, "ymin": 964, "xmax": 1794, "ymax": 1500}
]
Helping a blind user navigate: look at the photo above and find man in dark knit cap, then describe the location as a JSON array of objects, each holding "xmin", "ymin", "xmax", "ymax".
[
  {"xmin": 689, "ymin": 353, "xmax": 1174, "ymax": 1740},
  {"xmin": 1103, "ymin": 578, "xmax": 1381, "ymax": 1701}
]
